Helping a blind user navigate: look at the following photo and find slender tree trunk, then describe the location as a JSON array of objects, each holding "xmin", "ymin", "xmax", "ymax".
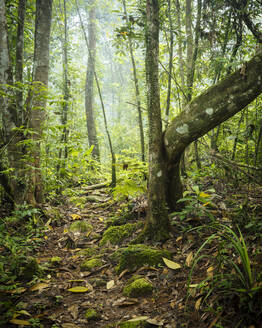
[
  {"xmin": 143, "ymin": 0, "xmax": 170, "ymax": 241},
  {"xmin": 76, "ymin": 0, "xmax": 116, "ymax": 186},
  {"xmin": 122, "ymin": 0, "xmax": 145, "ymax": 162},
  {"xmin": 57, "ymin": 0, "xmax": 70, "ymax": 176},
  {"xmin": 0, "ymin": 0, "xmax": 27, "ymax": 205},
  {"xmin": 85, "ymin": 0, "xmax": 100, "ymax": 161},
  {"xmin": 27, "ymin": 0, "xmax": 53, "ymax": 205},
  {"xmin": 164, "ymin": 0, "xmax": 174, "ymax": 128},
  {"xmin": 15, "ymin": 0, "xmax": 26, "ymax": 126}
]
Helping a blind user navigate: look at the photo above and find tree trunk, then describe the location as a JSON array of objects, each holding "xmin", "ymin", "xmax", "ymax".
[
  {"xmin": 122, "ymin": 0, "xmax": 145, "ymax": 162},
  {"xmin": 164, "ymin": 48, "xmax": 262, "ymax": 210},
  {"xmin": 143, "ymin": 0, "xmax": 170, "ymax": 241},
  {"xmin": 85, "ymin": 0, "xmax": 100, "ymax": 161},
  {"xmin": 0, "ymin": 0, "xmax": 26, "ymax": 206},
  {"xmin": 27, "ymin": 0, "xmax": 52, "ymax": 205},
  {"xmin": 57, "ymin": 0, "xmax": 70, "ymax": 177}
]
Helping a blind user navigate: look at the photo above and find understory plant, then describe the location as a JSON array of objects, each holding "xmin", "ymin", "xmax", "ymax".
[{"xmin": 188, "ymin": 224, "xmax": 262, "ymax": 326}]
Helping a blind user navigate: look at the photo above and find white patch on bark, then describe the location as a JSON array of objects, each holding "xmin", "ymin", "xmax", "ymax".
[
  {"xmin": 205, "ymin": 108, "xmax": 214, "ymax": 115},
  {"xmin": 157, "ymin": 170, "xmax": 162, "ymax": 177},
  {"xmin": 164, "ymin": 137, "xmax": 169, "ymax": 146},
  {"xmin": 176, "ymin": 124, "xmax": 189, "ymax": 135}
]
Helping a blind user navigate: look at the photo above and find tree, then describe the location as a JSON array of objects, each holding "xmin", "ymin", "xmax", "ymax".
[
  {"xmin": 0, "ymin": 0, "xmax": 27, "ymax": 206},
  {"xmin": 26, "ymin": 0, "xmax": 53, "ymax": 204},
  {"xmin": 85, "ymin": 0, "xmax": 100, "ymax": 161},
  {"xmin": 144, "ymin": 0, "xmax": 262, "ymax": 241}
]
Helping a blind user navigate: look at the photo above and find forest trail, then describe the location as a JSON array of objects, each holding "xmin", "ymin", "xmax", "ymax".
[{"xmin": 3, "ymin": 182, "xmax": 262, "ymax": 328}]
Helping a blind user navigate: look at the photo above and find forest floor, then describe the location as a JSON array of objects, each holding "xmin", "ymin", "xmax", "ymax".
[{"xmin": 1, "ymin": 178, "xmax": 262, "ymax": 328}]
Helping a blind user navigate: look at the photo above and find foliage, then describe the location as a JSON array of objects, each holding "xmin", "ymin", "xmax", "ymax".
[
  {"xmin": 188, "ymin": 224, "xmax": 262, "ymax": 325},
  {"xmin": 0, "ymin": 205, "xmax": 45, "ymax": 326},
  {"xmin": 112, "ymin": 152, "xmax": 147, "ymax": 200},
  {"xmin": 171, "ymin": 185, "xmax": 216, "ymax": 226}
]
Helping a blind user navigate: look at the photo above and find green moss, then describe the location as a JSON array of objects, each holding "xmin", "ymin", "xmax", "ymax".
[
  {"xmin": 111, "ymin": 244, "xmax": 171, "ymax": 273},
  {"xmin": 106, "ymin": 216, "xmax": 126, "ymax": 227},
  {"xmin": 69, "ymin": 220, "xmax": 93, "ymax": 233},
  {"xmin": 43, "ymin": 207, "xmax": 62, "ymax": 222},
  {"xmin": 123, "ymin": 278, "xmax": 153, "ymax": 297},
  {"xmin": 78, "ymin": 247, "xmax": 98, "ymax": 257},
  {"xmin": 99, "ymin": 223, "xmax": 137, "ymax": 246},
  {"xmin": 85, "ymin": 308, "xmax": 100, "ymax": 321},
  {"xmin": 50, "ymin": 256, "xmax": 62, "ymax": 265},
  {"xmin": 81, "ymin": 258, "xmax": 102, "ymax": 271}
]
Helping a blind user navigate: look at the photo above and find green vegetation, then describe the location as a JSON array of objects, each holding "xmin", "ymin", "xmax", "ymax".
[
  {"xmin": 100, "ymin": 223, "xmax": 137, "ymax": 246},
  {"xmin": 123, "ymin": 278, "xmax": 153, "ymax": 297},
  {"xmin": 81, "ymin": 258, "xmax": 102, "ymax": 271},
  {"xmin": 111, "ymin": 244, "xmax": 171, "ymax": 273}
]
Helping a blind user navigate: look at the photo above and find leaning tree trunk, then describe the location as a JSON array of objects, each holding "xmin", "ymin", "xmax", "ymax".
[
  {"xmin": 143, "ymin": 0, "xmax": 170, "ymax": 241},
  {"xmin": 164, "ymin": 47, "xmax": 262, "ymax": 211},
  {"xmin": 85, "ymin": 0, "xmax": 100, "ymax": 161},
  {"xmin": 27, "ymin": 0, "xmax": 52, "ymax": 205}
]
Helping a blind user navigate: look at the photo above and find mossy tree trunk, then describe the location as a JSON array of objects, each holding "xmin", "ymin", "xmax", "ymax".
[
  {"xmin": 27, "ymin": 0, "xmax": 53, "ymax": 205},
  {"xmin": 164, "ymin": 47, "xmax": 262, "ymax": 210},
  {"xmin": 144, "ymin": 36, "xmax": 262, "ymax": 240},
  {"xmin": 144, "ymin": 0, "xmax": 170, "ymax": 241}
]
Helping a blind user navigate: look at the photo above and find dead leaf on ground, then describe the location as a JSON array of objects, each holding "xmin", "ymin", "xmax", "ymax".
[
  {"xmin": 9, "ymin": 319, "xmax": 31, "ymax": 326},
  {"xmin": 185, "ymin": 252, "xmax": 194, "ymax": 267},
  {"xmin": 62, "ymin": 323, "xmax": 80, "ymax": 328},
  {"xmin": 113, "ymin": 297, "xmax": 139, "ymax": 307},
  {"xmin": 107, "ymin": 279, "xmax": 115, "ymax": 289},
  {"xmin": 162, "ymin": 257, "xmax": 182, "ymax": 270},
  {"xmin": 30, "ymin": 283, "xmax": 50, "ymax": 292},
  {"xmin": 68, "ymin": 304, "xmax": 79, "ymax": 320},
  {"xmin": 67, "ymin": 286, "xmax": 89, "ymax": 293}
]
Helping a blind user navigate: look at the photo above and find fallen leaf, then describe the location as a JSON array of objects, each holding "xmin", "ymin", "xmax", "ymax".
[
  {"xmin": 67, "ymin": 286, "xmax": 89, "ymax": 293},
  {"xmin": 107, "ymin": 280, "xmax": 115, "ymax": 289},
  {"xmin": 127, "ymin": 316, "xmax": 149, "ymax": 322},
  {"xmin": 147, "ymin": 318, "xmax": 164, "ymax": 326},
  {"xmin": 186, "ymin": 252, "xmax": 194, "ymax": 267},
  {"xmin": 113, "ymin": 297, "xmax": 138, "ymax": 307},
  {"xmin": 62, "ymin": 324, "xmax": 80, "ymax": 328},
  {"xmin": 9, "ymin": 319, "xmax": 31, "ymax": 326},
  {"xmin": 30, "ymin": 283, "xmax": 50, "ymax": 292},
  {"xmin": 16, "ymin": 310, "xmax": 31, "ymax": 317},
  {"xmin": 71, "ymin": 214, "xmax": 81, "ymax": 220},
  {"xmin": 195, "ymin": 297, "xmax": 202, "ymax": 310},
  {"xmin": 8, "ymin": 287, "xmax": 26, "ymax": 294},
  {"xmin": 176, "ymin": 236, "xmax": 183, "ymax": 243},
  {"xmin": 162, "ymin": 257, "xmax": 181, "ymax": 270},
  {"xmin": 68, "ymin": 304, "xmax": 79, "ymax": 320}
]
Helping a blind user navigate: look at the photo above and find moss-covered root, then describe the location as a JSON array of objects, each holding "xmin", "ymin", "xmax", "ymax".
[
  {"xmin": 111, "ymin": 244, "xmax": 171, "ymax": 273},
  {"xmin": 123, "ymin": 278, "xmax": 153, "ymax": 297},
  {"xmin": 100, "ymin": 223, "xmax": 137, "ymax": 246}
]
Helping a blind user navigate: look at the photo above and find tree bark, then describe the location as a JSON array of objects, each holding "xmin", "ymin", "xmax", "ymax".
[
  {"xmin": 122, "ymin": 0, "xmax": 145, "ymax": 162},
  {"xmin": 0, "ymin": 0, "xmax": 26, "ymax": 205},
  {"xmin": 27, "ymin": 0, "xmax": 52, "ymax": 204},
  {"xmin": 144, "ymin": 0, "xmax": 170, "ymax": 241},
  {"xmin": 164, "ymin": 48, "xmax": 262, "ymax": 210},
  {"xmin": 85, "ymin": 0, "xmax": 100, "ymax": 161}
]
